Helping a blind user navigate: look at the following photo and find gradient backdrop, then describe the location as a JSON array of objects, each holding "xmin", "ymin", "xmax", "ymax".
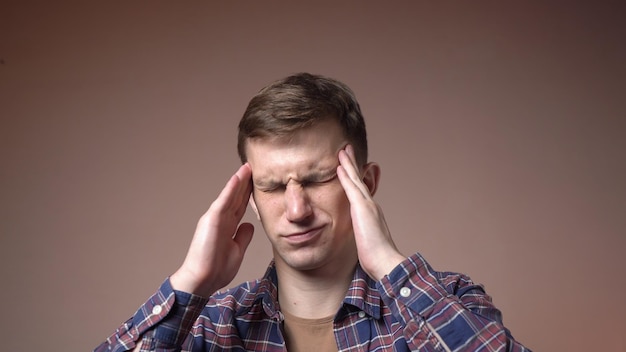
[{"xmin": 1, "ymin": 2, "xmax": 624, "ymax": 351}]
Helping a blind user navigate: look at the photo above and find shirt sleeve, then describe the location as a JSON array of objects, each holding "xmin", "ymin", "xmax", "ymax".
[
  {"xmin": 94, "ymin": 278, "xmax": 208, "ymax": 352},
  {"xmin": 377, "ymin": 253, "xmax": 531, "ymax": 352}
]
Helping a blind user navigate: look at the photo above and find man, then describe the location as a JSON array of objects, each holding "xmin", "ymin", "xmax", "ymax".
[{"xmin": 95, "ymin": 73, "xmax": 530, "ymax": 351}]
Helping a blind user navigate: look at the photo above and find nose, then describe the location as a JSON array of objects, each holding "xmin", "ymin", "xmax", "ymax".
[{"xmin": 284, "ymin": 182, "xmax": 313, "ymax": 222}]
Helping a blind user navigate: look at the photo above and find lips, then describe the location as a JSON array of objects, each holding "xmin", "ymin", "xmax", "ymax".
[{"xmin": 282, "ymin": 226, "xmax": 324, "ymax": 245}]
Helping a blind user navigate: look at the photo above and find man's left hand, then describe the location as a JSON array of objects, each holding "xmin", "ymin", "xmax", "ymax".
[{"xmin": 337, "ymin": 145, "xmax": 406, "ymax": 281}]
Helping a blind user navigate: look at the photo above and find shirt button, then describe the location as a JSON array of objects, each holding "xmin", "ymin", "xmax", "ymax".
[
  {"xmin": 358, "ymin": 311, "xmax": 366, "ymax": 318},
  {"xmin": 152, "ymin": 305, "xmax": 163, "ymax": 315},
  {"xmin": 400, "ymin": 287, "xmax": 411, "ymax": 297}
]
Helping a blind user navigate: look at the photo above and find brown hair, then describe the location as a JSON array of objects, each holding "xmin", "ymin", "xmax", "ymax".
[{"xmin": 237, "ymin": 72, "xmax": 368, "ymax": 166}]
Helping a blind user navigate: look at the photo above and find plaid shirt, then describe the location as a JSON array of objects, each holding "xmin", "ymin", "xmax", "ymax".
[{"xmin": 95, "ymin": 253, "xmax": 530, "ymax": 351}]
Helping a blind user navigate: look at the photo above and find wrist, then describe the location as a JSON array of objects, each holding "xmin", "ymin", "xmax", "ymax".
[
  {"xmin": 170, "ymin": 268, "xmax": 218, "ymax": 298},
  {"xmin": 365, "ymin": 252, "xmax": 406, "ymax": 281},
  {"xmin": 377, "ymin": 254, "xmax": 406, "ymax": 281}
]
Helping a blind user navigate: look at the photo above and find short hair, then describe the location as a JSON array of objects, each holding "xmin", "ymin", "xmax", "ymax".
[{"xmin": 237, "ymin": 72, "xmax": 368, "ymax": 166}]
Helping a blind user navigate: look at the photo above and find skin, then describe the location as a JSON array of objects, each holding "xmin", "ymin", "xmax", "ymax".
[
  {"xmin": 169, "ymin": 119, "xmax": 406, "ymax": 317},
  {"xmin": 247, "ymin": 119, "xmax": 359, "ymax": 279}
]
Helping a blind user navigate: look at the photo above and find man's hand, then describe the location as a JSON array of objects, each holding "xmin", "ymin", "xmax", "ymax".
[
  {"xmin": 337, "ymin": 145, "xmax": 405, "ymax": 281},
  {"xmin": 170, "ymin": 163, "xmax": 255, "ymax": 298}
]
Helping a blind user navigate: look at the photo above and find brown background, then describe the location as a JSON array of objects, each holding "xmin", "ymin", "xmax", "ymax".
[{"xmin": 1, "ymin": 1, "xmax": 624, "ymax": 351}]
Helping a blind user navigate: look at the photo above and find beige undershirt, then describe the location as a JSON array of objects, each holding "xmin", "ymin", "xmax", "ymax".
[{"xmin": 282, "ymin": 310, "xmax": 338, "ymax": 352}]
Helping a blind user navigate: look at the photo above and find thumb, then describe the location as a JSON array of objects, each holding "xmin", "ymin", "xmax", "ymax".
[{"xmin": 234, "ymin": 222, "xmax": 254, "ymax": 253}]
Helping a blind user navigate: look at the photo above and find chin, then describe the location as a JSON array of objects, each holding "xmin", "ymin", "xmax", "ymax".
[{"xmin": 278, "ymin": 250, "xmax": 328, "ymax": 271}]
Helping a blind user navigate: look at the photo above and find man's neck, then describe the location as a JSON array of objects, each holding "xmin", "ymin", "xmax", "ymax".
[{"xmin": 275, "ymin": 259, "xmax": 357, "ymax": 319}]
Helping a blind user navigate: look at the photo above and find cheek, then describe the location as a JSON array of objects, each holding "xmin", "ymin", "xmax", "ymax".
[
  {"xmin": 313, "ymin": 184, "xmax": 350, "ymax": 213},
  {"xmin": 252, "ymin": 193, "xmax": 282, "ymax": 221}
]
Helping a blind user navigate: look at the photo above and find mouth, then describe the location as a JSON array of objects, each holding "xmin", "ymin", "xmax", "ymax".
[{"xmin": 282, "ymin": 226, "xmax": 324, "ymax": 245}]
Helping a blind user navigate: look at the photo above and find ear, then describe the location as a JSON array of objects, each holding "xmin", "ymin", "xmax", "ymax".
[
  {"xmin": 361, "ymin": 162, "xmax": 381, "ymax": 196},
  {"xmin": 249, "ymin": 193, "xmax": 261, "ymax": 221}
]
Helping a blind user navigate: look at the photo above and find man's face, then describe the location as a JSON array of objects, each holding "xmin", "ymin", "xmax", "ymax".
[{"xmin": 246, "ymin": 119, "xmax": 357, "ymax": 273}]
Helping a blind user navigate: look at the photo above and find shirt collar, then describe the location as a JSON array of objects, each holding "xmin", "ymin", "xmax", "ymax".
[
  {"xmin": 341, "ymin": 263, "xmax": 382, "ymax": 319},
  {"xmin": 254, "ymin": 261, "xmax": 382, "ymax": 320}
]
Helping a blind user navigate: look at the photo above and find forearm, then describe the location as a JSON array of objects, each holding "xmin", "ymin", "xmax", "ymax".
[
  {"xmin": 378, "ymin": 253, "xmax": 530, "ymax": 352},
  {"xmin": 94, "ymin": 279, "xmax": 208, "ymax": 352}
]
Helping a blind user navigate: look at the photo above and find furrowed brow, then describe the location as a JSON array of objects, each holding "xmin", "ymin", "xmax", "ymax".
[
  {"xmin": 253, "ymin": 166, "xmax": 339, "ymax": 188},
  {"xmin": 302, "ymin": 168, "xmax": 338, "ymax": 183},
  {"xmin": 252, "ymin": 177, "xmax": 280, "ymax": 188}
]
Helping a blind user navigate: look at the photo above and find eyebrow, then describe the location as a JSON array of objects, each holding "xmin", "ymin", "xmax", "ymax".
[
  {"xmin": 253, "ymin": 167, "xmax": 338, "ymax": 188},
  {"xmin": 301, "ymin": 168, "xmax": 338, "ymax": 183}
]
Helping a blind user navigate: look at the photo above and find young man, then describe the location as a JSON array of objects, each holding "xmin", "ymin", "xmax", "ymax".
[{"xmin": 95, "ymin": 73, "xmax": 530, "ymax": 351}]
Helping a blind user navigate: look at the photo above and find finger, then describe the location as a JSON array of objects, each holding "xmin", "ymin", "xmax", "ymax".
[
  {"xmin": 344, "ymin": 144, "xmax": 359, "ymax": 169},
  {"xmin": 337, "ymin": 148, "xmax": 358, "ymax": 180},
  {"xmin": 214, "ymin": 164, "xmax": 252, "ymax": 213},
  {"xmin": 233, "ymin": 222, "xmax": 254, "ymax": 251},
  {"xmin": 232, "ymin": 163, "xmax": 252, "ymax": 202},
  {"xmin": 337, "ymin": 165, "xmax": 359, "ymax": 199},
  {"xmin": 337, "ymin": 172, "xmax": 370, "ymax": 211},
  {"xmin": 337, "ymin": 154, "xmax": 363, "ymax": 198},
  {"xmin": 234, "ymin": 163, "xmax": 252, "ymax": 187},
  {"xmin": 338, "ymin": 147, "xmax": 370, "ymax": 197},
  {"xmin": 232, "ymin": 164, "xmax": 253, "ymax": 217}
]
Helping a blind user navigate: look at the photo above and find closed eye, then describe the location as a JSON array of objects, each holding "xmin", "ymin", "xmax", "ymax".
[
  {"xmin": 256, "ymin": 184, "xmax": 285, "ymax": 193},
  {"xmin": 302, "ymin": 173, "xmax": 338, "ymax": 187},
  {"xmin": 254, "ymin": 172, "xmax": 338, "ymax": 192}
]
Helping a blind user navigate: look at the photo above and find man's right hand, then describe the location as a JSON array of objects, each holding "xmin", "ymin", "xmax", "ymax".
[{"xmin": 169, "ymin": 163, "xmax": 255, "ymax": 298}]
